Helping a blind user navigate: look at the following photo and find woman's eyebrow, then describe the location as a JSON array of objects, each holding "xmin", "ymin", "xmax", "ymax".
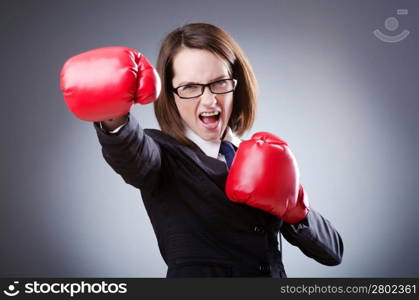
[{"xmin": 178, "ymin": 75, "xmax": 228, "ymax": 86}]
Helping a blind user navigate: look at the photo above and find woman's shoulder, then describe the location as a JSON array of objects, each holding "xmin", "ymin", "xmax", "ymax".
[
  {"xmin": 144, "ymin": 128, "xmax": 191, "ymax": 151},
  {"xmin": 144, "ymin": 128, "xmax": 177, "ymax": 144},
  {"xmin": 144, "ymin": 128, "xmax": 202, "ymax": 158}
]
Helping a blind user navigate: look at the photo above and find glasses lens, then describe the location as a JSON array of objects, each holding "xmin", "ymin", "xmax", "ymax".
[
  {"xmin": 210, "ymin": 79, "xmax": 235, "ymax": 94},
  {"xmin": 177, "ymin": 85, "xmax": 202, "ymax": 98}
]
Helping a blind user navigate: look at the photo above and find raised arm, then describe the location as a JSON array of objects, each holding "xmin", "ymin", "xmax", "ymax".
[
  {"xmin": 60, "ymin": 46, "xmax": 162, "ymax": 190},
  {"xmin": 94, "ymin": 113, "xmax": 162, "ymax": 190}
]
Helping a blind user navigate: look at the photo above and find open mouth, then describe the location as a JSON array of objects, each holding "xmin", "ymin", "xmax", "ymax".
[{"xmin": 199, "ymin": 111, "xmax": 221, "ymax": 130}]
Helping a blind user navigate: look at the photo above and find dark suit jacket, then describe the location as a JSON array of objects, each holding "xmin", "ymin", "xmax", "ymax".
[{"xmin": 93, "ymin": 113, "xmax": 343, "ymax": 277}]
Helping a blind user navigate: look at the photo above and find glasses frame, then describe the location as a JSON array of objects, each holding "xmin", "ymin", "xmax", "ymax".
[{"xmin": 172, "ymin": 78, "xmax": 238, "ymax": 99}]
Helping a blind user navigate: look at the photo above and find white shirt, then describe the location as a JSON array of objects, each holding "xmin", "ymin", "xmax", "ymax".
[{"xmin": 183, "ymin": 122, "xmax": 242, "ymax": 161}]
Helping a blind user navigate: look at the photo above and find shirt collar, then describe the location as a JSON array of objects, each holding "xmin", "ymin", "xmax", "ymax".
[{"xmin": 184, "ymin": 123, "xmax": 242, "ymax": 159}]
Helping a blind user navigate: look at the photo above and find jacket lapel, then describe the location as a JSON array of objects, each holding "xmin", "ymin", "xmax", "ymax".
[
  {"xmin": 144, "ymin": 129, "xmax": 232, "ymax": 191},
  {"xmin": 177, "ymin": 140, "xmax": 230, "ymax": 191}
]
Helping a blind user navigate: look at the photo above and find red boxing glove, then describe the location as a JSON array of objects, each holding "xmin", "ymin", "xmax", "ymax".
[
  {"xmin": 281, "ymin": 183, "xmax": 310, "ymax": 224},
  {"xmin": 60, "ymin": 46, "xmax": 161, "ymax": 122},
  {"xmin": 225, "ymin": 132, "xmax": 309, "ymax": 224}
]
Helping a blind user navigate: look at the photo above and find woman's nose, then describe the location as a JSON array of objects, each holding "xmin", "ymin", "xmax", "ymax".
[{"xmin": 200, "ymin": 86, "xmax": 217, "ymax": 106}]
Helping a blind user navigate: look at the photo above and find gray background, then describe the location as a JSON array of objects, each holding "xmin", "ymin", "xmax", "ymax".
[{"xmin": 1, "ymin": 0, "xmax": 418, "ymax": 277}]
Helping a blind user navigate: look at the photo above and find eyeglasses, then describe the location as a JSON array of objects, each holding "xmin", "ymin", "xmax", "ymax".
[{"xmin": 172, "ymin": 78, "xmax": 237, "ymax": 99}]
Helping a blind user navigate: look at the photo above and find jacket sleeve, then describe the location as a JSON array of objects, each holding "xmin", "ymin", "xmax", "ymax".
[
  {"xmin": 93, "ymin": 113, "xmax": 162, "ymax": 191},
  {"xmin": 280, "ymin": 208, "xmax": 344, "ymax": 266}
]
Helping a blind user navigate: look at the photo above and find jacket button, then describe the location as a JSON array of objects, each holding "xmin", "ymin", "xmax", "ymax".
[
  {"xmin": 253, "ymin": 225, "xmax": 266, "ymax": 235},
  {"xmin": 259, "ymin": 263, "xmax": 271, "ymax": 274}
]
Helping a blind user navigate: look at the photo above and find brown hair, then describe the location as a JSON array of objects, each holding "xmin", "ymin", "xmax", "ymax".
[{"xmin": 154, "ymin": 23, "xmax": 258, "ymax": 148}]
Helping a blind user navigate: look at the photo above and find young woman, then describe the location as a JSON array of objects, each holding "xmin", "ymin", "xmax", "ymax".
[{"xmin": 60, "ymin": 23, "xmax": 343, "ymax": 277}]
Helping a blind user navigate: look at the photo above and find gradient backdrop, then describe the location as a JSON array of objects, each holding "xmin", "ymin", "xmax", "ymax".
[{"xmin": 1, "ymin": 0, "xmax": 418, "ymax": 277}]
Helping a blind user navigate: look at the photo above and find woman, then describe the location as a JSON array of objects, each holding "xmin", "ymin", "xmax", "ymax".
[{"xmin": 60, "ymin": 23, "xmax": 343, "ymax": 277}]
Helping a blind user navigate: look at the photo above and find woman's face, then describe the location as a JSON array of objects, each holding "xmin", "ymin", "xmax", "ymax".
[{"xmin": 171, "ymin": 48, "xmax": 234, "ymax": 142}]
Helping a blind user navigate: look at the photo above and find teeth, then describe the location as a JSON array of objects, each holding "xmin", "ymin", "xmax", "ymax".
[{"xmin": 200, "ymin": 111, "xmax": 220, "ymax": 117}]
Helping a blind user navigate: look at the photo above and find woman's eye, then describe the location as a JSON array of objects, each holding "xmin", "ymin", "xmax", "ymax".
[
  {"xmin": 214, "ymin": 80, "xmax": 227, "ymax": 87},
  {"xmin": 181, "ymin": 85, "xmax": 197, "ymax": 91}
]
